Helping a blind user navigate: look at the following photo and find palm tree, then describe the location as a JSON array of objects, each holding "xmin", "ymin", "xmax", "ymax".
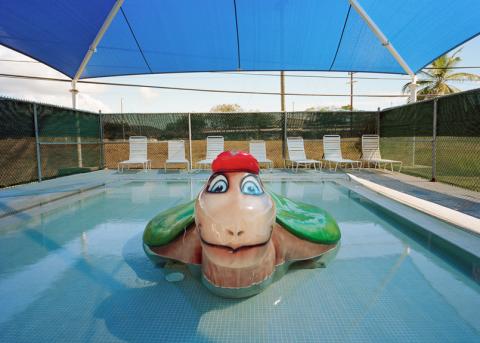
[{"xmin": 403, "ymin": 49, "xmax": 480, "ymax": 101}]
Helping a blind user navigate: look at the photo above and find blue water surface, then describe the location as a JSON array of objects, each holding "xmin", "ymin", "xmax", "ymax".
[{"xmin": 0, "ymin": 180, "xmax": 479, "ymax": 342}]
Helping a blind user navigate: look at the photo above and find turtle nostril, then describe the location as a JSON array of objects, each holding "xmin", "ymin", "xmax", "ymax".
[{"xmin": 227, "ymin": 229, "xmax": 244, "ymax": 237}]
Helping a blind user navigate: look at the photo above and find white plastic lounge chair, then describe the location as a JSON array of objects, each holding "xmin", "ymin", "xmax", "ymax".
[
  {"xmin": 164, "ymin": 140, "xmax": 190, "ymax": 171},
  {"xmin": 361, "ymin": 135, "xmax": 403, "ymax": 172},
  {"xmin": 118, "ymin": 136, "xmax": 151, "ymax": 172},
  {"xmin": 196, "ymin": 136, "xmax": 224, "ymax": 169},
  {"xmin": 322, "ymin": 135, "xmax": 361, "ymax": 171},
  {"xmin": 285, "ymin": 137, "xmax": 322, "ymax": 172},
  {"xmin": 249, "ymin": 140, "xmax": 273, "ymax": 169}
]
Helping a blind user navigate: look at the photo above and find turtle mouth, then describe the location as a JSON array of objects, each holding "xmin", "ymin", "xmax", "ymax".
[{"xmin": 200, "ymin": 236, "xmax": 270, "ymax": 253}]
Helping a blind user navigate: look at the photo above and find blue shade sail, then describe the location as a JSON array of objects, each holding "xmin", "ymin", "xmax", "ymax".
[
  {"xmin": 0, "ymin": 0, "xmax": 479, "ymax": 78},
  {"xmin": 357, "ymin": 0, "xmax": 480, "ymax": 72},
  {"xmin": 0, "ymin": 0, "xmax": 117, "ymax": 77},
  {"xmin": 331, "ymin": 7, "xmax": 405, "ymax": 74},
  {"xmin": 235, "ymin": 0, "xmax": 350, "ymax": 71}
]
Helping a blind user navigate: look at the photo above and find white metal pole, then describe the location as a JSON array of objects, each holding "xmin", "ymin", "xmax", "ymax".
[
  {"xmin": 72, "ymin": 0, "xmax": 124, "ymax": 81},
  {"xmin": 71, "ymin": 80, "xmax": 83, "ymax": 167},
  {"xmin": 68, "ymin": 0, "xmax": 123, "ymax": 169},
  {"xmin": 71, "ymin": 80, "xmax": 78, "ymax": 109},
  {"xmin": 408, "ymin": 75, "xmax": 417, "ymax": 103},
  {"xmin": 280, "ymin": 71, "xmax": 285, "ymax": 112},
  {"xmin": 349, "ymin": 0, "xmax": 415, "ymax": 77}
]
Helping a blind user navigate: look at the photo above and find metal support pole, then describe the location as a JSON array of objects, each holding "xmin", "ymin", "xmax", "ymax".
[
  {"xmin": 188, "ymin": 113, "xmax": 193, "ymax": 170},
  {"xmin": 349, "ymin": 0, "xmax": 415, "ymax": 78},
  {"xmin": 280, "ymin": 71, "xmax": 285, "ymax": 112},
  {"xmin": 431, "ymin": 99, "xmax": 438, "ymax": 182},
  {"xmin": 71, "ymin": 80, "xmax": 83, "ymax": 168},
  {"xmin": 349, "ymin": 72, "xmax": 354, "ymax": 110},
  {"xmin": 408, "ymin": 75, "xmax": 417, "ymax": 103},
  {"xmin": 99, "ymin": 110, "xmax": 105, "ymax": 169},
  {"xmin": 33, "ymin": 103, "xmax": 42, "ymax": 181},
  {"xmin": 68, "ymin": 0, "xmax": 122, "ymax": 169}
]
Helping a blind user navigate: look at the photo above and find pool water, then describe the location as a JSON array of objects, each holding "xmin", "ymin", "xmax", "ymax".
[{"xmin": 0, "ymin": 180, "xmax": 479, "ymax": 342}]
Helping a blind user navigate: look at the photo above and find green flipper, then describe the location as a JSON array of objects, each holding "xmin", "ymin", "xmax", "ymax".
[
  {"xmin": 269, "ymin": 192, "xmax": 341, "ymax": 245},
  {"xmin": 143, "ymin": 193, "xmax": 340, "ymax": 247},
  {"xmin": 143, "ymin": 199, "xmax": 195, "ymax": 246}
]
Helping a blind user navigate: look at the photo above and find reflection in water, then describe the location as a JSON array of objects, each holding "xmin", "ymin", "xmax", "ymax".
[
  {"xmin": 81, "ymin": 231, "xmax": 88, "ymax": 259},
  {"xmin": 0, "ymin": 180, "xmax": 479, "ymax": 342}
]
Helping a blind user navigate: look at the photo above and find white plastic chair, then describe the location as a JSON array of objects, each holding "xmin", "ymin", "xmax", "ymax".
[
  {"xmin": 322, "ymin": 135, "xmax": 361, "ymax": 171},
  {"xmin": 249, "ymin": 140, "xmax": 273, "ymax": 169},
  {"xmin": 361, "ymin": 135, "xmax": 403, "ymax": 172},
  {"xmin": 118, "ymin": 136, "xmax": 151, "ymax": 172},
  {"xmin": 196, "ymin": 136, "xmax": 224, "ymax": 169},
  {"xmin": 285, "ymin": 137, "xmax": 322, "ymax": 172},
  {"xmin": 165, "ymin": 140, "xmax": 190, "ymax": 171}
]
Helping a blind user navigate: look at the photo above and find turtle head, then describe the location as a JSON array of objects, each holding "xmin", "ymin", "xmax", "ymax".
[
  {"xmin": 194, "ymin": 151, "xmax": 277, "ymax": 289},
  {"xmin": 195, "ymin": 170, "xmax": 275, "ymax": 251}
]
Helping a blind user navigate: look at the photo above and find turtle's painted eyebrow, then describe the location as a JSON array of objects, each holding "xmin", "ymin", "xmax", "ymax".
[{"xmin": 208, "ymin": 172, "xmax": 229, "ymax": 183}]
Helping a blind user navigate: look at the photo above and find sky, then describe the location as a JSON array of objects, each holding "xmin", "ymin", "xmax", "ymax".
[{"xmin": 0, "ymin": 35, "xmax": 479, "ymax": 114}]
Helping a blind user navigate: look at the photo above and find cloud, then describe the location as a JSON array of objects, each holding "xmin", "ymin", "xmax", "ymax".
[
  {"xmin": 0, "ymin": 46, "xmax": 111, "ymax": 112},
  {"xmin": 139, "ymin": 87, "xmax": 158, "ymax": 100}
]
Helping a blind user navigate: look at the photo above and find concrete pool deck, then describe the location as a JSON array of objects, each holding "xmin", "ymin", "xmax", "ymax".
[{"xmin": 0, "ymin": 168, "xmax": 479, "ymax": 222}]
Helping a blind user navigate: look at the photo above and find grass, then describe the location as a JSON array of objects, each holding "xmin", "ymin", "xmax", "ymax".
[
  {"xmin": 381, "ymin": 137, "xmax": 480, "ymax": 192},
  {"xmin": 1, "ymin": 137, "xmax": 479, "ymax": 192}
]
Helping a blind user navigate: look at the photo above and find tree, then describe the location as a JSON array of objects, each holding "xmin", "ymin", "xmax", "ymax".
[
  {"xmin": 403, "ymin": 49, "xmax": 480, "ymax": 101},
  {"xmin": 210, "ymin": 104, "xmax": 243, "ymax": 112},
  {"xmin": 305, "ymin": 105, "xmax": 351, "ymax": 112}
]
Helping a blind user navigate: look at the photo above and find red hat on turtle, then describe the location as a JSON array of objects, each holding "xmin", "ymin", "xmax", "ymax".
[{"xmin": 212, "ymin": 151, "xmax": 259, "ymax": 175}]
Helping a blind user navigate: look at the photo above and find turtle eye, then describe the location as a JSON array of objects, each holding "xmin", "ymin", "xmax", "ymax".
[
  {"xmin": 241, "ymin": 175, "xmax": 263, "ymax": 195},
  {"xmin": 207, "ymin": 174, "xmax": 228, "ymax": 193}
]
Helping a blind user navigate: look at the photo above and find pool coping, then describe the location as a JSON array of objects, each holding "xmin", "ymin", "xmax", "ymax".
[{"xmin": 347, "ymin": 173, "xmax": 480, "ymax": 236}]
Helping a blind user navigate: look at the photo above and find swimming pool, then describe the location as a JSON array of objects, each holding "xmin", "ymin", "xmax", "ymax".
[{"xmin": 0, "ymin": 180, "xmax": 479, "ymax": 342}]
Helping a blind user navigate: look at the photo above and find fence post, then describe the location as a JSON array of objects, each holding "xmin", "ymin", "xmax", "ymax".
[
  {"xmin": 99, "ymin": 110, "xmax": 104, "ymax": 169},
  {"xmin": 412, "ymin": 108, "xmax": 416, "ymax": 167},
  {"xmin": 188, "ymin": 113, "xmax": 193, "ymax": 170},
  {"xmin": 33, "ymin": 103, "xmax": 42, "ymax": 181},
  {"xmin": 431, "ymin": 99, "xmax": 438, "ymax": 182},
  {"xmin": 376, "ymin": 107, "xmax": 380, "ymax": 135},
  {"xmin": 282, "ymin": 112, "xmax": 287, "ymax": 161}
]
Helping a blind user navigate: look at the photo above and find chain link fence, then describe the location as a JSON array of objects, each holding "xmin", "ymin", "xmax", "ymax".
[
  {"xmin": 0, "ymin": 99, "xmax": 37, "ymax": 187},
  {"xmin": 1, "ymin": 90, "xmax": 479, "ymax": 192},
  {"xmin": 0, "ymin": 97, "xmax": 101, "ymax": 187},
  {"xmin": 435, "ymin": 90, "xmax": 480, "ymax": 191},
  {"xmin": 380, "ymin": 101, "xmax": 434, "ymax": 180},
  {"xmin": 287, "ymin": 111, "xmax": 378, "ymax": 164},
  {"xmin": 379, "ymin": 89, "xmax": 480, "ymax": 192},
  {"xmin": 102, "ymin": 111, "xmax": 376, "ymax": 170}
]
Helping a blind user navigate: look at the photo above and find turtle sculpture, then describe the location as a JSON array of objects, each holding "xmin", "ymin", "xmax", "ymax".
[{"xmin": 143, "ymin": 151, "xmax": 341, "ymax": 298}]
